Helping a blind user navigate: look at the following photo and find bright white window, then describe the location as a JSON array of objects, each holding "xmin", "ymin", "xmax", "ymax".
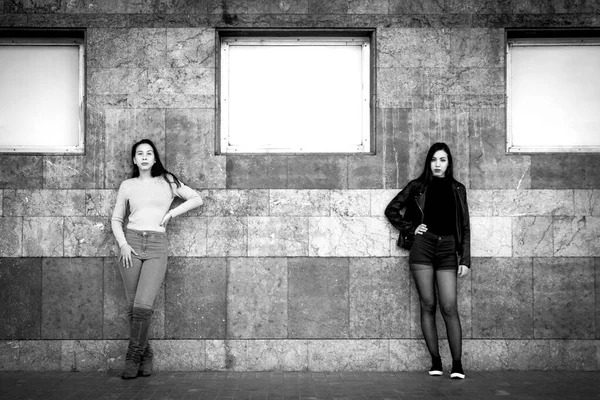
[
  {"xmin": 220, "ymin": 35, "xmax": 371, "ymax": 153},
  {"xmin": 0, "ymin": 33, "xmax": 85, "ymax": 153},
  {"xmin": 507, "ymin": 35, "xmax": 600, "ymax": 153}
]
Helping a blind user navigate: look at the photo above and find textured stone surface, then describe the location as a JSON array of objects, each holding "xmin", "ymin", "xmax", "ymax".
[
  {"xmin": 472, "ymin": 258, "xmax": 533, "ymax": 338},
  {"xmin": 288, "ymin": 258, "xmax": 349, "ymax": 338},
  {"xmin": 330, "ymin": 190, "xmax": 370, "ymax": 217},
  {"xmin": 308, "ymin": 340, "xmax": 388, "ymax": 371},
  {"xmin": 61, "ymin": 340, "xmax": 109, "ymax": 372},
  {"xmin": 348, "ymin": 155, "xmax": 384, "ymax": 190},
  {"xmin": 469, "ymin": 108, "xmax": 531, "ymax": 189},
  {"xmin": 248, "ymin": 217, "xmax": 309, "ymax": 257},
  {"xmin": 64, "ymin": 217, "xmax": 115, "ymax": 257},
  {"xmin": 471, "ymin": 217, "xmax": 512, "ymax": 257},
  {"xmin": 513, "ymin": 216, "xmax": 553, "ymax": 257},
  {"xmin": 4, "ymin": 190, "xmax": 85, "ymax": 217},
  {"xmin": 574, "ymin": 190, "xmax": 600, "ymax": 216},
  {"xmin": 88, "ymin": 68, "xmax": 146, "ymax": 95},
  {"xmin": 0, "ymin": 156, "xmax": 42, "ymax": 189},
  {"xmin": 553, "ymin": 216, "xmax": 600, "ymax": 256},
  {"xmin": 167, "ymin": 217, "xmax": 207, "ymax": 256},
  {"xmin": 167, "ymin": 28, "xmax": 215, "ymax": 68},
  {"xmin": 493, "ymin": 190, "xmax": 574, "ymax": 216},
  {"xmin": 227, "ymin": 258, "xmax": 287, "ymax": 339},
  {"xmin": 379, "ymin": 108, "xmax": 410, "ymax": 190},
  {"xmin": 85, "ymin": 190, "xmax": 117, "ymax": 216},
  {"xmin": 370, "ymin": 189, "xmax": 399, "ymax": 217},
  {"xmin": 0, "ymin": 217, "xmax": 22, "ymax": 257},
  {"xmin": 226, "ymin": 156, "xmax": 288, "ymax": 189},
  {"xmin": 23, "ymin": 217, "xmax": 64, "ymax": 257},
  {"xmin": 463, "ymin": 340, "xmax": 509, "ymax": 370},
  {"xmin": 309, "ymin": 217, "xmax": 390, "ymax": 257},
  {"xmin": 165, "ymin": 108, "xmax": 225, "ymax": 189},
  {"xmin": 531, "ymin": 154, "xmax": 600, "ymax": 189},
  {"xmin": 468, "ymin": 190, "xmax": 493, "ymax": 216},
  {"xmin": 0, "ymin": 341, "xmax": 19, "ymax": 371},
  {"xmin": 195, "ymin": 190, "xmax": 269, "ymax": 217},
  {"xmin": 154, "ymin": 340, "xmax": 205, "ymax": 371},
  {"xmin": 349, "ymin": 258, "xmax": 410, "ymax": 338},
  {"xmin": 0, "ymin": 259, "xmax": 41, "ymax": 339},
  {"xmin": 165, "ymin": 258, "xmax": 226, "ymax": 339},
  {"xmin": 507, "ymin": 340, "xmax": 598, "ymax": 370},
  {"xmin": 269, "ymin": 190, "xmax": 330, "ymax": 217},
  {"xmin": 287, "ymin": 156, "xmax": 348, "ymax": 189},
  {"xmin": 449, "ymin": 28, "xmax": 504, "ymax": 67},
  {"xmin": 104, "ymin": 108, "xmax": 166, "ymax": 188},
  {"xmin": 88, "ymin": 28, "xmax": 167, "ymax": 69},
  {"xmin": 227, "ymin": 340, "xmax": 308, "ymax": 371},
  {"xmin": 19, "ymin": 341, "xmax": 61, "ymax": 371},
  {"xmin": 206, "ymin": 217, "xmax": 247, "ymax": 257},
  {"xmin": 147, "ymin": 68, "xmax": 214, "ymax": 96},
  {"xmin": 42, "ymin": 258, "xmax": 104, "ymax": 339},
  {"xmin": 533, "ymin": 258, "xmax": 595, "ymax": 339},
  {"xmin": 378, "ymin": 28, "xmax": 451, "ymax": 69}
]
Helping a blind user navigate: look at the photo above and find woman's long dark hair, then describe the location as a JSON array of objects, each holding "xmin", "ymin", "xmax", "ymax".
[
  {"xmin": 131, "ymin": 139, "xmax": 181, "ymax": 188},
  {"xmin": 416, "ymin": 142, "xmax": 456, "ymax": 187}
]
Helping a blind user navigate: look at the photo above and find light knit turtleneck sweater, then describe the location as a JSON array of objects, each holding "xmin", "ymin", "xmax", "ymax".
[{"xmin": 111, "ymin": 176, "xmax": 203, "ymax": 247}]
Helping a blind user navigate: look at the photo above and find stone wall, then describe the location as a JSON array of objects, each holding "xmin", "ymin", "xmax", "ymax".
[{"xmin": 1, "ymin": 0, "xmax": 599, "ymax": 371}]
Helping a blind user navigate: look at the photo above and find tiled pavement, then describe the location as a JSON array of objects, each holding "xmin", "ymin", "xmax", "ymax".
[{"xmin": 1, "ymin": 371, "xmax": 599, "ymax": 399}]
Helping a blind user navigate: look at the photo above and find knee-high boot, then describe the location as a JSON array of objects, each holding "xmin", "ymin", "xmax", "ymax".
[
  {"xmin": 121, "ymin": 307, "xmax": 153, "ymax": 380},
  {"xmin": 125, "ymin": 307, "xmax": 153, "ymax": 377}
]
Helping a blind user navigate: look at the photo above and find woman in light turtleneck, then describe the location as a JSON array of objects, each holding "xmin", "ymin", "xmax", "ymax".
[
  {"xmin": 385, "ymin": 142, "xmax": 470, "ymax": 380},
  {"xmin": 111, "ymin": 139, "xmax": 203, "ymax": 379}
]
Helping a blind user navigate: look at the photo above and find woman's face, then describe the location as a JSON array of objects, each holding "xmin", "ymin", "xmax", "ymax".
[
  {"xmin": 430, "ymin": 150, "xmax": 449, "ymax": 178},
  {"xmin": 133, "ymin": 143, "xmax": 156, "ymax": 172}
]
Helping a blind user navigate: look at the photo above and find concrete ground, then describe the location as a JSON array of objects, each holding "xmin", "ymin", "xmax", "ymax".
[{"xmin": 1, "ymin": 371, "xmax": 599, "ymax": 399}]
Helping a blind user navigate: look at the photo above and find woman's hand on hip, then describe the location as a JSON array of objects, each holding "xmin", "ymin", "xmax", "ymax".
[
  {"xmin": 119, "ymin": 243, "xmax": 138, "ymax": 269},
  {"xmin": 415, "ymin": 224, "xmax": 428, "ymax": 235},
  {"xmin": 458, "ymin": 265, "xmax": 469, "ymax": 278},
  {"xmin": 159, "ymin": 211, "xmax": 172, "ymax": 227}
]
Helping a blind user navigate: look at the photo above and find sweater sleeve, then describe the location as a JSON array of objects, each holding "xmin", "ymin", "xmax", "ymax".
[
  {"xmin": 111, "ymin": 181, "xmax": 129, "ymax": 248},
  {"xmin": 169, "ymin": 182, "xmax": 203, "ymax": 218}
]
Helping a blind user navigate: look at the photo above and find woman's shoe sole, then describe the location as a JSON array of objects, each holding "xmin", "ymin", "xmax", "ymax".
[
  {"xmin": 429, "ymin": 370, "xmax": 443, "ymax": 376},
  {"xmin": 450, "ymin": 372, "xmax": 465, "ymax": 379}
]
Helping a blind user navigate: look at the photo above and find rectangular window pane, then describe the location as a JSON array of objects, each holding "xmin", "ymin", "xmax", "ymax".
[{"xmin": 220, "ymin": 36, "xmax": 371, "ymax": 153}]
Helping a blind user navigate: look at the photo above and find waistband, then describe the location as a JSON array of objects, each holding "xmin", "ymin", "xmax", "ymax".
[
  {"xmin": 422, "ymin": 231, "xmax": 454, "ymax": 241},
  {"xmin": 126, "ymin": 228, "xmax": 167, "ymax": 238}
]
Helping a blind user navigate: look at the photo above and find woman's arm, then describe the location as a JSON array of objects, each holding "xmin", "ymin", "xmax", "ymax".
[
  {"xmin": 111, "ymin": 181, "xmax": 129, "ymax": 248},
  {"xmin": 458, "ymin": 185, "xmax": 471, "ymax": 269},
  {"xmin": 385, "ymin": 181, "xmax": 415, "ymax": 231}
]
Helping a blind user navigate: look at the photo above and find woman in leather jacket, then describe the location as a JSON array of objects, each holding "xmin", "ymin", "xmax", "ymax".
[{"xmin": 385, "ymin": 142, "xmax": 470, "ymax": 379}]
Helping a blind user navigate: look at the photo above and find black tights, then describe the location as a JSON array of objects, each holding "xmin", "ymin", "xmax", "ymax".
[{"xmin": 411, "ymin": 264, "xmax": 462, "ymax": 362}]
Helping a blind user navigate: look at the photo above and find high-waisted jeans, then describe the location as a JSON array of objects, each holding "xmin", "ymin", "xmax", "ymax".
[{"xmin": 119, "ymin": 229, "xmax": 168, "ymax": 310}]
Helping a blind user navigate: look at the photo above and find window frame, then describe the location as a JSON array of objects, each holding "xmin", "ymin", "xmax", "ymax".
[
  {"xmin": 217, "ymin": 30, "xmax": 374, "ymax": 155},
  {"xmin": 506, "ymin": 29, "xmax": 600, "ymax": 154},
  {"xmin": 0, "ymin": 29, "xmax": 86, "ymax": 154}
]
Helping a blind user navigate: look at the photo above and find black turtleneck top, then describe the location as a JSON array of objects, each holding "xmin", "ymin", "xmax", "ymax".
[{"xmin": 423, "ymin": 177, "xmax": 455, "ymax": 236}]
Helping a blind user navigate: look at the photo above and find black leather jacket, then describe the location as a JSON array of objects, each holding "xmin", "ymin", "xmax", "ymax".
[{"xmin": 385, "ymin": 179, "xmax": 471, "ymax": 268}]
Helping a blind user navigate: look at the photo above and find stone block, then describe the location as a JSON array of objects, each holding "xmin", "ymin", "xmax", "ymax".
[
  {"xmin": 65, "ymin": 0, "xmax": 140, "ymax": 13},
  {"xmin": 330, "ymin": 190, "xmax": 370, "ymax": 217},
  {"xmin": 226, "ymin": 156, "xmax": 288, "ymax": 189},
  {"xmin": 23, "ymin": 217, "xmax": 64, "ymax": 257},
  {"xmin": 308, "ymin": 0, "xmax": 348, "ymax": 13},
  {"xmin": 574, "ymin": 190, "xmax": 600, "ymax": 216},
  {"xmin": 147, "ymin": 68, "xmax": 214, "ymax": 96},
  {"xmin": 309, "ymin": 217, "xmax": 391, "ymax": 257},
  {"xmin": 127, "ymin": 93, "xmax": 215, "ymax": 109},
  {"xmin": 513, "ymin": 216, "xmax": 553, "ymax": 257},
  {"xmin": 0, "ymin": 259, "xmax": 41, "ymax": 339},
  {"xmin": 597, "ymin": 258, "xmax": 600, "ymax": 340},
  {"xmin": 347, "ymin": 0, "xmax": 387, "ymax": 13},
  {"xmin": 308, "ymin": 340, "xmax": 388, "ymax": 371},
  {"xmin": 88, "ymin": 28, "xmax": 167, "ymax": 69},
  {"xmin": 85, "ymin": 190, "xmax": 117, "ymax": 216},
  {"xmin": 348, "ymin": 155, "xmax": 385, "ymax": 190},
  {"xmin": 167, "ymin": 28, "xmax": 215, "ymax": 68},
  {"xmin": 463, "ymin": 340, "xmax": 509, "ymax": 370},
  {"xmin": 507, "ymin": 340, "xmax": 597, "ymax": 370},
  {"xmin": 553, "ymin": 216, "xmax": 600, "ymax": 256},
  {"xmin": 105, "ymin": 340, "xmax": 127, "ymax": 371},
  {"xmin": 206, "ymin": 340, "xmax": 227, "ymax": 370},
  {"xmin": 248, "ymin": 217, "xmax": 309, "ymax": 257},
  {"xmin": 0, "ymin": 191, "xmax": 2, "ymax": 216},
  {"xmin": 288, "ymin": 258, "xmax": 349, "ymax": 338},
  {"xmin": 227, "ymin": 340, "xmax": 308, "ymax": 371},
  {"xmin": 533, "ymin": 258, "xmax": 595, "ymax": 339},
  {"xmin": 468, "ymin": 190, "xmax": 493, "ymax": 216},
  {"xmin": 531, "ymin": 154, "xmax": 600, "ymax": 189},
  {"xmin": 42, "ymin": 258, "xmax": 104, "ymax": 339},
  {"xmin": 167, "ymin": 217, "xmax": 207, "ymax": 256},
  {"xmin": 206, "ymin": 217, "xmax": 247, "ymax": 257},
  {"xmin": 0, "ymin": 341, "xmax": 19, "ymax": 371},
  {"xmin": 61, "ymin": 340, "xmax": 108, "ymax": 372},
  {"xmin": 449, "ymin": 28, "xmax": 504, "ymax": 67},
  {"xmin": 0, "ymin": 156, "xmax": 42, "ymax": 189},
  {"xmin": 64, "ymin": 217, "xmax": 116, "ymax": 257},
  {"xmin": 227, "ymin": 258, "xmax": 287, "ymax": 339},
  {"xmin": 287, "ymin": 156, "xmax": 348, "ymax": 189},
  {"xmin": 88, "ymin": 68, "xmax": 146, "ymax": 95},
  {"xmin": 4, "ymin": 189, "xmax": 85, "ymax": 217},
  {"xmin": 378, "ymin": 108, "xmax": 410, "ymax": 190},
  {"xmin": 377, "ymin": 67, "xmax": 429, "ymax": 108},
  {"xmin": 349, "ymin": 258, "xmax": 410, "ymax": 338},
  {"xmin": 165, "ymin": 258, "xmax": 226, "ymax": 339},
  {"xmin": 378, "ymin": 28, "xmax": 450, "ymax": 68},
  {"xmin": 471, "ymin": 216, "xmax": 512, "ymax": 257},
  {"xmin": 389, "ymin": 339, "xmax": 452, "ymax": 371},
  {"xmin": 19, "ymin": 341, "xmax": 61, "ymax": 371},
  {"xmin": 389, "ymin": 0, "xmax": 445, "ymax": 13},
  {"xmin": 270, "ymin": 190, "xmax": 330, "ymax": 217},
  {"xmin": 472, "ymin": 258, "xmax": 533, "ymax": 338},
  {"xmin": 209, "ymin": 0, "xmax": 309, "ymax": 14},
  {"xmin": 469, "ymin": 108, "xmax": 531, "ymax": 189},
  {"xmin": 104, "ymin": 108, "xmax": 166, "ymax": 188},
  {"xmin": 165, "ymin": 108, "xmax": 226, "ymax": 189},
  {"xmin": 196, "ymin": 189, "xmax": 269, "ymax": 217},
  {"xmin": 493, "ymin": 190, "xmax": 574, "ymax": 216},
  {"xmin": 0, "ymin": 217, "xmax": 22, "ymax": 257},
  {"xmin": 154, "ymin": 340, "xmax": 205, "ymax": 371},
  {"xmin": 370, "ymin": 189, "xmax": 399, "ymax": 217}
]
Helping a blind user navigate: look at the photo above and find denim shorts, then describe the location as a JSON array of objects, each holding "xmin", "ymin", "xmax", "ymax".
[{"xmin": 408, "ymin": 231, "xmax": 458, "ymax": 270}]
